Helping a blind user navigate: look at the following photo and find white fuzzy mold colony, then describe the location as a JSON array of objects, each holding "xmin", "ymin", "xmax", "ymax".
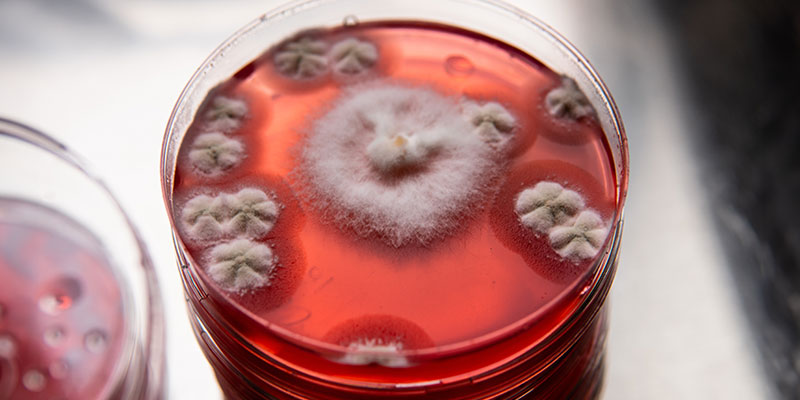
[
  {"xmin": 300, "ymin": 83, "xmax": 514, "ymax": 246},
  {"xmin": 273, "ymin": 36, "xmax": 380, "ymax": 80},
  {"xmin": 461, "ymin": 100, "xmax": 516, "ymax": 149},
  {"xmin": 181, "ymin": 188, "xmax": 280, "ymax": 291},
  {"xmin": 180, "ymin": 188, "xmax": 280, "ymax": 243},
  {"xmin": 204, "ymin": 96, "xmax": 248, "ymax": 132},
  {"xmin": 338, "ymin": 338, "xmax": 409, "ymax": 367},
  {"xmin": 549, "ymin": 210, "xmax": 609, "ymax": 260},
  {"xmin": 188, "ymin": 132, "xmax": 244, "ymax": 175},
  {"xmin": 545, "ymin": 76, "xmax": 595, "ymax": 120},
  {"xmin": 515, "ymin": 181, "xmax": 608, "ymax": 261},
  {"xmin": 224, "ymin": 188, "xmax": 280, "ymax": 238},
  {"xmin": 329, "ymin": 38, "xmax": 378, "ymax": 75},
  {"xmin": 274, "ymin": 37, "xmax": 329, "ymax": 79},
  {"xmin": 182, "ymin": 194, "xmax": 226, "ymax": 241},
  {"xmin": 207, "ymin": 238, "xmax": 276, "ymax": 291},
  {"xmin": 515, "ymin": 182, "xmax": 584, "ymax": 233}
]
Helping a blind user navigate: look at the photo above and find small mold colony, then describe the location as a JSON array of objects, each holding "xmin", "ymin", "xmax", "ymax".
[
  {"xmin": 273, "ymin": 36, "xmax": 379, "ymax": 79},
  {"xmin": 515, "ymin": 181, "xmax": 609, "ymax": 261},
  {"xmin": 180, "ymin": 187, "xmax": 282, "ymax": 292},
  {"xmin": 172, "ymin": 21, "xmax": 617, "ymax": 360},
  {"xmin": 323, "ymin": 314, "xmax": 434, "ymax": 367},
  {"xmin": 0, "ymin": 199, "xmax": 124, "ymax": 399}
]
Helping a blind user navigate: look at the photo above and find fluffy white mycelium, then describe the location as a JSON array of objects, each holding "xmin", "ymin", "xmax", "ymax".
[
  {"xmin": 207, "ymin": 238, "xmax": 275, "ymax": 291},
  {"xmin": 549, "ymin": 210, "xmax": 609, "ymax": 260},
  {"xmin": 220, "ymin": 188, "xmax": 280, "ymax": 238},
  {"xmin": 181, "ymin": 188, "xmax": 279, "ymax": 242},
  {"xmin": 329, "ymin": 38, "xmax": 378, "ymax": 75},
  {"xmin": 515, "ymin": 181, "xmax": 609, "ymax": 261},
  {"xmin": 204, "ymin": 96, "xmax": 248, "ymax": 132},
  {"xmin": 337, "ymin": 338, "xmax": 409, "ymax": 367},
  {"xmin": 188, "ymin": 132, "xmax": 245, "ymax": 175},
  {"xmin": 515, "ymin": 181, "xmax": 584, "ymax": 233},
  {"xmin": 274, "ymin": 37, "xmax": 328, "ymax": 79},
  {"xmin": 300, "ymin": 83, "xmax": 499, "ymax": 246},
  {"xmin": 461, "ymin": 100, "xmax": 516, "ymax": 148},
  {"xmin": 544, "ymin": 76, "xmax": 595, "ymax": 120},
  {"xmin": 182, "ymin": 194, "xmax": 226, "ymax": 241}
]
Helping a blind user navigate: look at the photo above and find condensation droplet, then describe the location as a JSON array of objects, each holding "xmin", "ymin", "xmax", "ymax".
[
  {"xmin": 22, "ymin": 370, "xmax": 46, "ymax": 392},
  {"xmin": 308, "ymin": 266, "xmax": 321, "ymax": 280},
  {"xmin": 48, "ymin": 359, "xmax": 69, "ymax": 379},
  {"xmin": 39, "ymin": 277, "xmax": 82, "ymax": 315},
  {"xmin": 0, "ymin": 334, "xmax": 16, "ymax": 358},
  {"xmin": 342, "ymin": 15, "xmax": 359, "ymax": 27},
  {"xmin": 444, "ymin": 55, "xmax": 474, "ymax": 76},
  {"xmin": 38, "ymin": 294, "xmax": 70, "ymax": 315},
  {"xmin": 43, "ymin": 327, "xmax": 66, "ymax": 347},
  {"xmin": 84, "ymin": 329, "xmax": 107, "ymax": 354}
]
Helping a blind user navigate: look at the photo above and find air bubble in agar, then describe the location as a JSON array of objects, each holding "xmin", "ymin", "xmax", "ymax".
[
  {"xmin": 342, "ymin": 15, "xmax": 359, "ymax": 27},
  {"xmin": 445, "ymin": 55, "xmax": 474, "ymax": 76}
]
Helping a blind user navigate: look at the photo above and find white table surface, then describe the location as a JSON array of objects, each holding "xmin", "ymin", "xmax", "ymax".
[{"xmin": 0, "ymin": 0, "xmax": 774, "ymax": 398}]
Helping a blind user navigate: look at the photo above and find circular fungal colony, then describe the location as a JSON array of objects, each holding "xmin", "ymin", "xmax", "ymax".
[
  {"xmin": 173, "ymin": 22, "xmax": 616, "ymax": 363},
  {"xmin": 298, "ymin": 82, "xmax": 502, "ymax": 247}
]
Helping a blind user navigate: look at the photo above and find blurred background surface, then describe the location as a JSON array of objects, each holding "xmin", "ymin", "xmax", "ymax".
[{"xmin": 1, "ymin": 0, "xmax": 796, "ymax": 398}]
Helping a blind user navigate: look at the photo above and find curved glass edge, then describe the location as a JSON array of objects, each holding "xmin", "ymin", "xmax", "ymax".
[{"xmin": 0, "ymin": 117, "xmax": 166, "ymax": 400}]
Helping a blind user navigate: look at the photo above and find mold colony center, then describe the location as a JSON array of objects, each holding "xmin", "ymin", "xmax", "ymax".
[{"xmin": 171, "ymin": 21, "xmax": 617, "ymax": 370}]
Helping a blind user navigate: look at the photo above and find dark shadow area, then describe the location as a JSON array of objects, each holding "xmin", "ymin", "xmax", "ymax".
[{"xmin": 653, "ymin": 0, "xmax": 800, "ymax": 397}]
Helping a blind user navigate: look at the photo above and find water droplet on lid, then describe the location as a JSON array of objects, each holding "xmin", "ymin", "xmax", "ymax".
[
  {"xmin": 22, "ymin": 370, "xmax": 46, "ymax": 392},
  {"xmin": 39, "ymin": 276, "xmax": 82, "ymax": 315},
  {"xmin": 44, "ymin": 327, "xmax": 66, "ymax": 347},
  {"xmin": 445, "ymin": 55, "xmax": 474, "ymax": 76},
  {"xmin": 0, "ymin": 334, "xmax": 16, "ymax": 358},
  {"xmin": 84, "ymin": 329, "xmax": 108, "ymax": 354},
  {"xmin": 38, "ymin": 294, "xmax": 71, "ymax": 315},
  {"xmin": 48, "ymin": 359, "xmax": 69, "ymax": 379},
  {"xmin": 342, "ymin": 15, "xmax": 359, "ymax": 27}
]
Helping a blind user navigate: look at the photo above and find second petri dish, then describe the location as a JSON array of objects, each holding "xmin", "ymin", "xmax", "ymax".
[{"xmin": 0, "ymin": 118, "xmax": 165, "ymax": 399}]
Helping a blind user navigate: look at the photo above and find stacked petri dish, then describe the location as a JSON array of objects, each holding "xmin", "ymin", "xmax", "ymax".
[
  {"xmin": 162, "ymin": 0, "xmax": 628, "ymax": 398},
  {"xmin": 0, "ymin": 118, "xmax": 165, "ymax": 399}
]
